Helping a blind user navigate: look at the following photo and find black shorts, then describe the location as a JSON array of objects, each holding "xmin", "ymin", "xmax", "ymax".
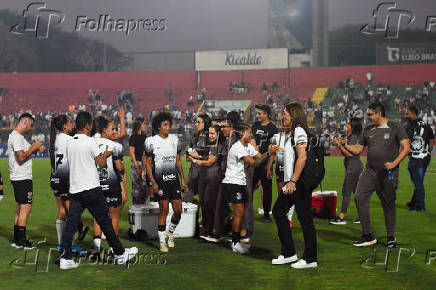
[
  {"xmin": 222, "ymin": 183, "xmax": 248, "ymax": 204},
  {"xmin": 155, "ymin": 181, "xmax": 182, "ymax": 201},
  {"xmin": 275, "ymin": 170, "xmax": 284, "ymax": 183},
  {"xmin": 103, "ymin": 190, "xmax": 122, "ymax": 207},
  {"xmin": 53, "ymin": 190, "xmax": 69, "ymax": 201},
  {"xmin": 11, "ymin": 180, "xmax": 33, "ymax": 204}
]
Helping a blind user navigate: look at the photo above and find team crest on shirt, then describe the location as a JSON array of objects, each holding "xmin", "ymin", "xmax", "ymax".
[
  {"xmin": 235, "ymin": 192, "xmax": 242, "ymax": 200},
  {"xmin": 384, "ymin": 133, "xmax": 390, "ymax": 139}
]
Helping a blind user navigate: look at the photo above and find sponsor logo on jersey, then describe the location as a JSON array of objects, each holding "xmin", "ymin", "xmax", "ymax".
[
  {"xmin": 162, "ymin": 156, "xmax": 176, "ymax": 163},
  {"xmin": 163, "ymin": 173, "xmax": 176, "ymax": 181}
]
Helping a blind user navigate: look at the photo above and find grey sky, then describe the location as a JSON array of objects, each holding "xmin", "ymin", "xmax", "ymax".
[{"xmin": 2, "ymin": 0, "xmax": 434, "ymax": 51}]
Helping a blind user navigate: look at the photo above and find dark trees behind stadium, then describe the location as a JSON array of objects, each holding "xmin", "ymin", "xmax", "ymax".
[{"xmin": 0, "ymin": 10, "xmax": 133, "ymax": 73}]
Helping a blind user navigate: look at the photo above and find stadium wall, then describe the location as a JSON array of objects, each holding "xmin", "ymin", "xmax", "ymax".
[{"xmin": 0, "ymin": 64, "xmax": 435, "ymax": 113}]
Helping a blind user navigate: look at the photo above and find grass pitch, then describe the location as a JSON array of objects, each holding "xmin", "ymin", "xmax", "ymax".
[{"xmin": 0, "ymin": 157, "xmax": 435, "ymax": 289}]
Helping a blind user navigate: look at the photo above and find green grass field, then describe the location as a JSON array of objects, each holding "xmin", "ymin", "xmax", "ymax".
[{"xmin": 0, "ymin": 157, "xmax": 436, "ymax": 289}]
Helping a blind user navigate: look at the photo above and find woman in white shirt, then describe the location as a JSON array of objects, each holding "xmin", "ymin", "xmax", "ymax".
[
  {"xmin": 49, "ymin": 114, "xmax": 86, "ymax": 253},
  {"xmin": 222, "ymin": 123, "xmax": 270, "ymax": 254},
  {"xmin": 271, "ymin": 103, "xmax": 318, "ymax": 269}
]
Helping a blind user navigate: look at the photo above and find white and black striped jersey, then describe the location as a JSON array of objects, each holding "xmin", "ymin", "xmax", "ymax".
[
  {"xmin": 95, "ymin": 138, "xmax": 123, "ymax": 194},
  {"xmin": 270, "ymin": 132, "xmax": 287, "ymax": 175},
  {"xmin": 50, "ymin": 133, "xmax": 73, "ymax": 191},
  {"xmin": 145, "ymin": 134, "xmax": 181, "ymax": 184}
]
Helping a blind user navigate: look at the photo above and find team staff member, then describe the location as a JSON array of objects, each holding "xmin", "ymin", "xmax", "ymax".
[
  {"xmin": 185, "ymin": 113, "xmax": 211, "ymax": 206},
  {"xmin": 129, "ymin": 117, "xmax": 148, "ymax": 204},
  {"xmin": 345, "ymin": 103, "xmax": 410, "ymax": 248},
  {"xmin": 252, "ymin": 104, "xmax": 278, "ymax": 222},
  {"xmin": 189, "ymin": 125, "xmax": 225, "ymax": 240},
  {"xmin": 330, "ymin": 118, "xmax": 363, "ymax": 225},
  {"xmin": 93, "ymin": 118, "xmax": 126, "ymax": 253},
  {"xmin": 405, "ymin": 105, "xmax": 434, "ymax": 212},
  {"xmin": 8, "ymin": 113, "xmax": 46, "ymax": 249},
  {"xmin": 49, "ymin": 114, "xmax": 86, "ymax": 253},
  {"xmin": 145, "ymin": 112, "xmax": 188, "ymax": 253},
  {"xmin": 209, "ymin": 112, "xmax": 240, "ymax": 241},
  {"xmin": 271, "ymin": 103, "xmax": 318, "ymax": 269},
  {"xmin": 60, "ymin": 111, "xmax": 137, "ymax": 270}
]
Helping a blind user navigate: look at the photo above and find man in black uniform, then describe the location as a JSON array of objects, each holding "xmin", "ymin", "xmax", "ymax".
[
  {"xmin": 405, "ymin": 106, "xmax": 434, "ymax": 212},
  {"xmin": 251, "ymin": 104, "xmax": 278, "ymax": 222}
]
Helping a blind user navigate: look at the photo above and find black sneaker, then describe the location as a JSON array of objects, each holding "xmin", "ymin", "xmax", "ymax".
[
  {"xmin": 351, "ymin": 219, "xmax": 360, "ymax": 224},
  {"xmin": 329, "ymin": 216, "xmax": 347, "ymax": 225},
  {"xmin": 409, "ymin": 206, "xmax": 425, "ymax": 212},
  {"xmin": 352, "ymin": 234, "xmax": 377, "ymax": 247},
  {"xmin": 77, "ymin": 225, "xmax": 89, "ymax": 241},
  {"xmin": 14, "ymin": 239, "xmax": 36, "ymax": 250},
  {"xmin": 260, "ymin": 216, "xmax": 272, "ymax": 223},
  {"xmin": 406, "ymin": 202, "xmax": 415, "ymax": 209},
  {"xmin": 387, "ymin": 236, "xmax": 399, "ymax": 248}
]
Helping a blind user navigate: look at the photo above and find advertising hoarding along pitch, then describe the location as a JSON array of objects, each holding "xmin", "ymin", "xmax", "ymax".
[{"xmin": 195, "ymin": 48, "xmax": 288, "ymax": 71}]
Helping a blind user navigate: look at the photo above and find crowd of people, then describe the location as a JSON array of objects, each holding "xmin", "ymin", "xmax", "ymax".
[{"xmin": 0, "ymin": 97, "xmax": 434, "ymax": 271}]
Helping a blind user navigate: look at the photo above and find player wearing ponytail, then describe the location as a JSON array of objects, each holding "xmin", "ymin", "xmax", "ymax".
[{"xmin": 50, "ymin": 115, "xmax": 86, "ymax": 253}]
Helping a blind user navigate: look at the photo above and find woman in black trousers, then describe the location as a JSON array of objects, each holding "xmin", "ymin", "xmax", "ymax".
[
  {"xmin": 271, "ymin": 103, "xmax": 318, "ymax": 269},
  {"xmin": 329, "ymin": 118, "xmax": 363, "ymax": 225}
]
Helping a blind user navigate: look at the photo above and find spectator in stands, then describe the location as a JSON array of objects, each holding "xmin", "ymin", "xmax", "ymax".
[
  {"xmin": 88, "ymin": 89, "xmax": 94, "ymax": 104},
  {"xmin": 366, "ymin": 71, "xmax": 373, "ymax": 87},
  {"xmin": 167, "ymin": 84, "xmax": 173, "ymax": 103},
  {"xmin": 262, "ymin": 82, "xmax": 268, "ymax": 93},
  {"xmin": 272, "ymin": 82, "xmax": 279, "ymax": 92},
  {"xmin": 95, "ymin": 90, "xmax": 101, "ymax": 104}
]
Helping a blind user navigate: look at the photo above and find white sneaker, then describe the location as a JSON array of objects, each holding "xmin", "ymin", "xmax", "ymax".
[
  {"xmin": 115, "ymin": 247, "xmax": 138, "ymax": 265},
  {"xmin": 291, "ymin": 259, "xmax": 317, "ymax": 269},
  {"xmin": 232, "ymin": 242, "xmax": 249, "ymax": 254},
  {"xmin": 258, "ymin": 208, "xmax": 264, "ymax": 215},
  {"xmin": 160, "ymin": 242, "xmax": 168, "ymax": 253},
  {"xmin": 60, "ymin": 258, "xmax": 79, "ymax": 270},
  {"xmin": 272, "ymin": 254, "xmax": 298, "ymax": 265},
  {"xmin": 166, "ymin": 232, "xmax": 175, "ymax": 248}
]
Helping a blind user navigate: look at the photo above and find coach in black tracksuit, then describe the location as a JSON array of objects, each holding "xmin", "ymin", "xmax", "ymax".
[{"xmin": 252, "ymin": 104, "xmax": 278, "ymax": 222}]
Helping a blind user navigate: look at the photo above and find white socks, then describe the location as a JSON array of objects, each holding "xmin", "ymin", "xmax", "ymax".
[
  {"xmin": 158, "ymin": 231, "xmax": 166, "ymax": 244},
  {"xmin": 93, "ymin": 238, "xmax": 101, "ymax": 250},
  {"xmin": 56, "ymin": 219, "xmax": 66, "ymax": 245}
]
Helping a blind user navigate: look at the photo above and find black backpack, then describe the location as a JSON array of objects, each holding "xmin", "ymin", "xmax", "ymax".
[{"xmin": 292, "ymin": 128, "xmax": 325, "ymax": 191}]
